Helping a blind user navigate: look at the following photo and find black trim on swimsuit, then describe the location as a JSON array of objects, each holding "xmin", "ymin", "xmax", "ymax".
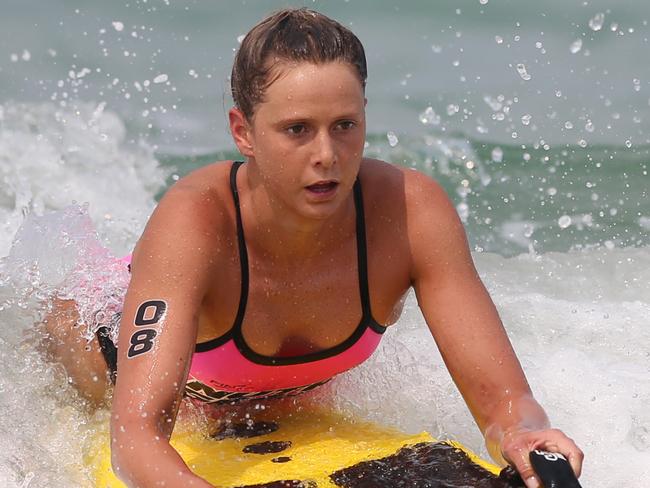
[
  {"xmin": 195, "ymin": 161, "xmax": 385, "ymax": 365},
  {"xmin": 97, "ymin": 326, "xmax": 118, "ymax": 383}
]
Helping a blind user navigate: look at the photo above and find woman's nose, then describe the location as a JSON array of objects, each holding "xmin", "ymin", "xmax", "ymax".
[{"xmin": 314, "ymin": 131, "xmax": 336, "ymax": 168}]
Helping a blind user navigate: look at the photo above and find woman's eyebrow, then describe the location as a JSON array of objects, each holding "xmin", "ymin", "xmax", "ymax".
[{"xmin": 273, "ymin": 112, "xmax": 361, "ymax": 125}]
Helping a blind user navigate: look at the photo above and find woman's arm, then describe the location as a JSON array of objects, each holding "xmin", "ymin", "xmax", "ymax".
[
  {"xmin": 110, "ymin": 186, "xmax": 221, "ymax": 488},
  {"xmin": 405, "ymin": 171, "xmax": 583, "ymax": 487}
]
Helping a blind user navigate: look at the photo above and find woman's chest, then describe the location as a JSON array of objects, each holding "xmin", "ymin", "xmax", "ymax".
[{"xmin": 197, "ymin": 233, "xmax": 411, "ymax": 356}]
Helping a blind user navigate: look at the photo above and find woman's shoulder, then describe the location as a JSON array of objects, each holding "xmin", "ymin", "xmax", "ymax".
[
  {"xmin": 158, "ymin": 160, "xmax": 235, "ymax": 216},
  {"xmin": 134, "ymin": 161, "xmax": 237, "ymax": 262},
  {"xmin": 359, "ymin": 158, "xmax": 454, "ymax": 217},
  {"xmin": 360, "ymin": 159, "xmax": 468, "ymax": 277},
  {"xmin": 170, "ymin": 159, "xmax": 234, "ymax": 197}
]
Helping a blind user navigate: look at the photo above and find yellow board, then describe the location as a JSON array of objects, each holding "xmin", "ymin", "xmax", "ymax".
[{"xmin": 88, "ymin": 408, "xmax": 500, "ymax": 487}]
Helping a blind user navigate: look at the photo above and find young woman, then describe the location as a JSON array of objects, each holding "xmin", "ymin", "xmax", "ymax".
[{"xmin": 47, "ymin": 8, "xmax": 583, "ymax": 488}]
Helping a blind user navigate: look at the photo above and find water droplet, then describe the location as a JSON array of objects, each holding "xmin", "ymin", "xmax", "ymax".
[
  {"xmin": 578, "ymin": 139, "xmax": 588, "ymax": 148},
  {"xmin": 491, "ymin": 147, "xmax": 503, "ymax": 162},
  {"xmin": 446, "ymin": 104, "xmax": 460, "ymax": 116},
  {"xmin": 521, "ymin": 114, "xmax": 532, "ymax": 125},
  {"xmin": 516, "ymin": 64, "xmax": 531, "ymax": 81},
  {"xmin": 418, "ymin": 106, "xmax": 441, "ymax": 125},
  {"xmin": 633, "ymin": 78, "xmax": 641, "ymax": 92},
  {"xmin": 387, "ymin": 131, "xmax": 399, "ymax": 147},
  {"xmin": 558, "ymin": 215, "xmax": 572, "ymax": 229},
  {"xmin": 483, "ymin": 95, "xmax": 502, "ymax": 111},
  {"xmin": 625, "ymin": 139, "xmax": 632, "ymax": 148},
  {"xmin": 431, "ymin": 44, "xmax": 442, "ymax": 53},
  {"xmin": 479, "ymin": 0, "xmax": 488, "ymax": 4},
  {"xmin": 21, "ymin": 50, "xmax": 31, "ymax": 61},
  {"xmin": 237, "ymin": 34, "xmax": 245, "ymax": 43},
  {"xmin": 456, "ymin": 202, "xmax": 469, "ymax": 222},
  {"xmin": 153, "ymin": 74, "xmax": 168, "ymax": 84},
  {"xmin": 589, "ymin": 12, "xmax": 605, "ymax": 31},
  {"xmin": 585, "ymin": 120, "xmax": 595, "ymax": 132},
  {"xmin": 610, "ymin": 22, "xmax": 619, "ymax": 32},
  {"xmin": 570, "ymin": 39, "xmax": 583, "ymax": 54},
  {"xmin": 112, "ymin": 21, "xmax": 125, "ymax": 32},
  {"xmin": 564, "ymin": 121, "xmax": 574, "ymax": 129},
  {"xmin": 547, "ymin": 187, "xmax": 557, "ymax": 196},
  {"xmin": 495, "ymin": 35, "xmax": 504, "ymax": 44}
]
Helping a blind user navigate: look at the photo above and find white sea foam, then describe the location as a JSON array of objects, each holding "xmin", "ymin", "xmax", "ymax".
[
  {"xmin": 0, "ymin": 102, "xmax": 167, "ymax": 258},
  {"xmin": 0, "ymin": 102, "xmax": 166, "ymax": 486}
]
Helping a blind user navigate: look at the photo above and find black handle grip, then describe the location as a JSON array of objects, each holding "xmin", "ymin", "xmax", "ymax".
[
  {"xmin": 529, "ymin": 450, "xmax": 582, "ymax": 488},
  {"xmin": 498, "ymin": 450, "xmax": 583, "ymax": 488}
]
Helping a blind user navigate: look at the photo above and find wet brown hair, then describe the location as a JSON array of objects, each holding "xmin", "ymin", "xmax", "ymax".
[{"xmin": 231, "ymin": 8, "xmax": 367, "ymax": 120}]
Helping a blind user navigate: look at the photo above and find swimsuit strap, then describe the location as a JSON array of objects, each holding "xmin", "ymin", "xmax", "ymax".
[
  {"xmin": 229, "ymin": 161, "xmax": 375, "ymax": 331},
  {"xmin": 352, "ymin": 178, "xmax": 374, "ymax": 320},
  {"xmin": 230, "ymin": 161, "xmax": 249, "ymax": 331}
]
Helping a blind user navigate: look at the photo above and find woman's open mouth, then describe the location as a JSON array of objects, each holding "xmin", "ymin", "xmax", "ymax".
[{"xmin": 305, "ymin": 180, "xmax": 339, "ymax": 197}]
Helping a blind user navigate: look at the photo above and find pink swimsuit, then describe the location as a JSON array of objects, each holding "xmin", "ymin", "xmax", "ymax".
[{"xmin": 114, "ymin": 162, "xmax": 385, "ymax": 404}]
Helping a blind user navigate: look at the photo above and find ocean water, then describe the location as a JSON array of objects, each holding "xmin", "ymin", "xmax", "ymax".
[{"xmin": 0, "ymin": 0, "xmax": 648, "ymax": 486}]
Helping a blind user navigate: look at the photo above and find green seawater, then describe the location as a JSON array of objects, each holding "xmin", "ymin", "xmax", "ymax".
[{"xmin": 6, "ymin": 0, "xmax": 646, "ymax": 255}]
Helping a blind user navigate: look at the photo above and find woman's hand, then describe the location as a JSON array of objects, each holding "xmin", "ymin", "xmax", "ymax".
[{"xmin": 496, "ymin": 425, "xmax": 584, "ymax": 488}]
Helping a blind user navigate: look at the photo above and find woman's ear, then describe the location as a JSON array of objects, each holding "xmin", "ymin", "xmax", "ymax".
[{"xmin": 229, "ymin": 107, "xmax": 254, "ymax": 157}]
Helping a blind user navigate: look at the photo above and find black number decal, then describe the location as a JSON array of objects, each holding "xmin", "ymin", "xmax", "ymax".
[
  {"xmin": 127, "ymin": 329, "xmax": 158, "ymax": 358},
  {"xmin": 134, "ymin": 300, "xmax": 167, "ymax": 326}
]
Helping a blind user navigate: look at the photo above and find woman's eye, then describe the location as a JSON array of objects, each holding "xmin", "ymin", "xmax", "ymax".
[
  {"xmin": 286, "ymin": 124, "xmax": 306, "ymax": 135},
  {"xmin": 336, "ymin": 120, "xmax": 356, "ymax": 131}
]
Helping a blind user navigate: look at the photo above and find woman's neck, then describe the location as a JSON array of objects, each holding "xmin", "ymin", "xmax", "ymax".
[{"xmin": 239, "ymin": 162, "xmax": 356, "ymax": 262}]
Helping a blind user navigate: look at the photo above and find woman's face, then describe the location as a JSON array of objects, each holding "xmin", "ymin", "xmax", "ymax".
[{"xmin": 234, "ymin": 61, "xmax": 366, "ymax": 221}]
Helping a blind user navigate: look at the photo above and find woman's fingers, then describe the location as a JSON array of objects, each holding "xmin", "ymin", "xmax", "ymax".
[
  {"xmin": 501, "ymin": 427, "xmax": 584, "ymax": 486},
  {"xmin": 565, "ymin": 439, "xmax": 585, "ymax": 477},
  {"xmin": 537, "ymin": 432, "xmax": 584, "ymax": 477},
  {"xmin": 502, "ymin": 441, "xmax": 540, "ymax": 487}
]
